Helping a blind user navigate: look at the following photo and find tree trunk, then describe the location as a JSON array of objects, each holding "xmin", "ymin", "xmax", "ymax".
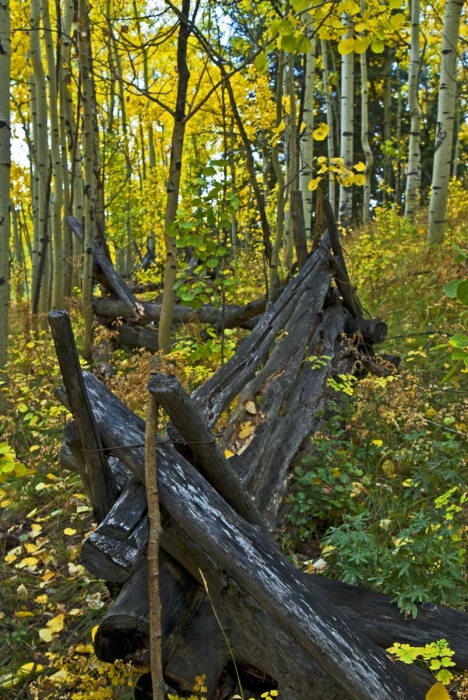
[
  {"xmin": 427, "ymin": 0, "xmax": 463, "ymax": 244},
  {"xmin": 321, "ymin": 39, "xmax": 336, "ymax": 211},
  {"xmin": 158, "ymin": 0, "xmax": 191, "ymax": 354},
  {"xmin": 404, "ymin": 0, "xmax": 422, "ymax": 219},
  {"xmin": 359, "ymin": 16, "xmax": 372, "ymax": 224},
  {"xmin": 0, "ymin": 0, "xmax": 9, "ymax": 413},
  {"xmin": 299, "ymin": 12, "xmax": 316, "ymax": 238},
  {"xmin": 338, "ymin": 14, "xmax": 354, "ymax": 226}
]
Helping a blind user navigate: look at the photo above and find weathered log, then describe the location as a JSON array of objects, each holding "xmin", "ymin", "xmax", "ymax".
[
  {"xmin": 344, "ymin": 316, "xmax": 388, "ymax": 345},
  {"xmin": 60, "ymin": 422, "xmax": 131, "ymax": 496},
  {"xmin": 323, "ymin": 199, "xmax": 364, "ymax": 319},
  {"xmin": 193, "ymin": 234, "xmax": 333, "ymax": 427},
  {"xmin": 49, "ymin": 310, "xmax": 117, "ymax": 522},
  {"xmin": 117, "ymin": 323, "xmax": 159, "ymax": 352},
  {"xmin": 94, "ymin": 554, "xmax": 198, "ymax": 666},
  {"xmin": 147, "ymin": 373, "xmax": 267, "ymax": 533},
  {"xmin": 66, "ymin": 215, "xmax": 145, "ymax": 321},
  {"xmin": 93, "ymin": 297, "xmax": 266, "ymax": 331},
  {"xmin": 64, "ymin": 373, "xmax": 421, "ymax": 700}
]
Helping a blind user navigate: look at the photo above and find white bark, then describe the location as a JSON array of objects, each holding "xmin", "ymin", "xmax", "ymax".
[
  {"xmin": 321, "ymin": 39, "xmax": 336, "ymax": 211},
  {"xmin": 360, "ymin": 0, "xmax": 372, "ymax": 224},
  {"xmin": 428, "ymin": 0, "xmax": 463, "ymax": 243},
  {"xmin": 0, "ymin": 0, "xmax": 10, "ymax": 396},
  {"xmin": 30, "ymin": 0, "xmax": 50, "ymax": 312},
  {"xmin": 338, "ymin": 14, "xmax": 354, "ymax": 226},
  {"xmin": 299, "ymin": 13, "xmax": 316, "ymax": 238},
  {"xmin": 42, "ymin": 0, "xmax": 64, "ymax": 308},
  {"xmin": 404, "ymin": 0, "xmax": 422, "ymax": 219}
]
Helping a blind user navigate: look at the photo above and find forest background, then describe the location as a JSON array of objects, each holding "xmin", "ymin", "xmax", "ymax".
[{"xmin": 1, "ymin": 0, "xmax": 468, "ymax": 697}]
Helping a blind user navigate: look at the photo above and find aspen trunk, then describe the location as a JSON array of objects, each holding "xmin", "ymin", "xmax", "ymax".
[
  {"xmin": 321, "ymin": 39, "xmax": 336, "ymax": 211},
  {"xmin": 427, "ymin": 0, "xmax": 463, "ymax": 244},
  {"xmin": 404, "ymin": 0, "xmax": 422, "ymax": 219},
  {"xmin": 30, "ymin": 0, "xmax": 50, "ymax": 313},
  {"xmin": 359, "ymin": 8, "xmax": 372, "ymax": 224},
  {"xmin": 158, "ymin": 0, "xmax": 191, "ymax": 354},
  {"xmin": 299, "ymin": 13, "xmax": 316, "ymax": 239},
  {"xmin": 338, "ymin": 14, "xmax": 354, "ymax": 226},
  {"xmin": 42, "ymin": 0, "xmax": 64, "ymax": 308},
  {"xmin": 382, "ymin": 48, "xmax": 392, "ymax": 197},
  {"xmin": 78, "ymin": 0, "xmax": 99, "ymax": 357},
  {"xmin": 0, "ymin": 0, "xmax": 9, "ymax": 407},
  {"xmin": 269, "ymin": 50, "xmax": 286, "ymax": 301}
]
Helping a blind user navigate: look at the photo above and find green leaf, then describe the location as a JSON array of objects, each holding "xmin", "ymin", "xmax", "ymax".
[
  {"xmin": 296, "ymin": 34, "xmax": 312, "ymax": 53},
  {"xmin": 456, "ymin": 279, "xmax": 468, "ymax": 305},
  {"xmin": 448, "ymin": 333, "xmax": 468, "ymax": 348},
  {"xmin": 292, "ymin": 0, "xmax": 309, "ymax": 11},
  {"xmin": 206, "ymin": 258, "xmax": 219, "ymax": 269},
  {"xmin": 281, "ymin": 34, "xmax": 298, "ymax": 52},
  {"xmin": 444, "ymin": 279, "xmax": 462, "ymax": 297},
  {"xmin": 216, "ymin": 246, "xmax": 227, "ymax": 257},
  {"xmin": 254, "ymin": 52, "xmax": 268, "ymax": 74},
  {"xmin": 278, "ymin": 18, "xmax": 293, "ymax": 35}
]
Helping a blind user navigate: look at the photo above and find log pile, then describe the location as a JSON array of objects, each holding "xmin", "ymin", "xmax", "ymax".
[{"xmin": 49, "ymin": 227, "xmax": 467, "ymax": 700}]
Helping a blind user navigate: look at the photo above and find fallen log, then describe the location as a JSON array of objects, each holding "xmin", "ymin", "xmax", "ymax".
[
  {"xmin": 93, "ymin": 297, "xmax": 266, "ymax": 331},
  {"xmin": 67, "ymin": 216, "xmax": 145, "ymax": 322}
]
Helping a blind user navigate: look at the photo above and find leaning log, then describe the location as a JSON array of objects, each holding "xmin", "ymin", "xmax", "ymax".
[{"xmin": 67, "ymin": 216, "xmax": 145, "ymax": 321}]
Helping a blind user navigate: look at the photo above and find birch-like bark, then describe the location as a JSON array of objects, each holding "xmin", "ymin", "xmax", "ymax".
[
  {"xmin": 269, "ymin": 50, "xmax": 286, "ymax": 301},
  {"xmin": 382, "ymin": 48, "xmax": 392, "ymax": 197},
  {"xmin": 0, "ymin": 0, "xmax": 10, "ymax": 403},
  {"xmin": 394, "ymin": 67, "xmax": 403, "ymax": 206},
  {"xmin": 78, "ymin": 0, "xmax": 99, "ymax": 357},
  {"xmin": 321, "ymin": 39, "xmax": 336, "ymax": 211},
  {"xmin": 299, "ymin": 13, "xmax": 316, "ymax": 238},
  {"xmin": 158, "ymin": 0, "xmax": 191, "ymax": 354},
  {"xmin": 359, "ymin": 5, "xmax": 372, "ymax": 224},
  {"xmin": 338, "ymin": 14, "xmax": 354, "ymax": 225},
  {"xmin": 404, "ymin": 0, "xmax": 422, "ymax": 219},
  {"xmin": 42, "ymin": 0, "xmax": 64, "ymax": 308},
  {"xmin": 30, "ymin": 0, "xmax": 50, "ymax": 312},
  {"xmin": 284, "ymin": 57, "xmax": 297, "ymax": 270},
  {"xmin": 428, "ymin": 0, "xmax": 463, "ymax": 243}
]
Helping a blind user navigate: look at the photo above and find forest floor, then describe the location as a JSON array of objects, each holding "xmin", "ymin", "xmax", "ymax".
[{"xmin": 1, "ymin": 205, "xmax": 468, "ymax": 699}]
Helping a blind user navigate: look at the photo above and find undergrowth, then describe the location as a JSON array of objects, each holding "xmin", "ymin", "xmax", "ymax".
[{"xmin": 286, "ymin": 202, "xmax": 468, "ymax": 623}]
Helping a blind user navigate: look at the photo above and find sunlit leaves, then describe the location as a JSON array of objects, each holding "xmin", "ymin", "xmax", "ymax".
[
  {"xmin": 312, "ymin": 122, "xmax": 329, "ymax": 140},
  {"xmin": 338, "ymin": 38, "xmax": 355, "ymax": 55},
  {"xmin": 426, "ymin": 683, "xmax": 451, "ymax": 700},
  {"xmin": 387, "ymin": 640, "xmax": 456, "ymax": 686}
]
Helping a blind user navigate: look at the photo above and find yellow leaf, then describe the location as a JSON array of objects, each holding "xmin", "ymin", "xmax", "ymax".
[
  {"xmin": 371, "ymin": 439, "xmax": 383, "ymax": 447},
  {"xmin": 353, "ymin": 37, "xmax": 370, "ymax": 54},
  {"xmin": 46, "ymin": 473, "xmax": 57, "ymax": 480},
  {"xmin": 0, "ymin": 663, "xmax": 43, "ymax": 689},
  {"xmin": 312, "ymin": 122, "xmax": 329, "ymax": 141},
  {"xmin": 239, "ymin": 426, "xmax": 255, "ymax": 439},
  {"xmin": 245, "ymin": 401, "xmax": 257, "ymax": 415},
  {"xmin": 15, "ymin": 611, "xmax": 34, "ymax": 618},
  {"xmin": 371, "ymin": 41, "xmax": 385, "ymax": 53},
  {"xmin": 31, "ymin": 524, "xmax": 42, "ymax": 532},
  {"xmin": 24, "ymin": 543, "xmax": 39, "ymax": 553},
  {"xmin": 390, "ymin": 13, "xmax": 406, "ymax": 30},
  {"xmin": 4, "ymin": 552, "xmax": 17, "ymax": 563},
  {"xmin": 338, "ymin": 38, "xmax": 354, "ymax": 55},
  {"xmin": 47, "ymin": 613, "xmax": 65, "ymax": 634},
  {"xmin": 426, "ymin": 683, "xmax": 451, "ymax": 700},
  {"xmin": 34, "ymin": 595, "xmax": 48, "ymax": 604},
  {"xmin": 17, "ymin": 557, "xmax": 38, "ymax": 569},
  {"xmin": 68, "ymin": 608, "xmax": 82, "ymax": 616},
  {"xmin": 224, "ymin": 449, "xmax": 234, "ymax": 458},
  {"xmin": 39, "ymin": 628, "xmax": 53, "ymax": 643},
  {"xmin": 353, "ymin": 161, "xmax": 366, "ymax": 171},
  {"xmin": 29, "ymin": 445, "xmax": 40, "ymax": 453},
  {"xmin": 91, "ymin": 625, "xmax": 99, "ymax": 641},
  {"xmin": 63, "ymin": 528, "xmax": 77, "ymax": 536},
  {"xmin": 354, "ymin": 174, "xmax": 366, "ymax": 186},
  {"xmin": 42, "ymin": 570, "xmax": 55, "ymax": 582},
  {"xmin": 308, "ymin": 176, "xmax": 322, "ymax": 191}
]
